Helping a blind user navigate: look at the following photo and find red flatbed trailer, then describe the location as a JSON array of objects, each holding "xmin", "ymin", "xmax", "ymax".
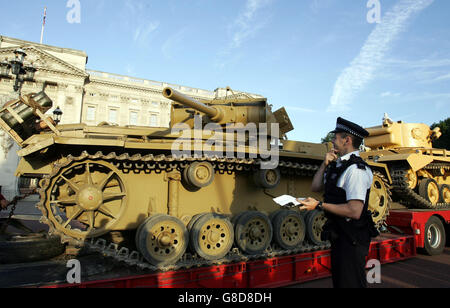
[
  {"xmin": 387, "ymin": 208, "xmax": 450, "ymax": 255},
  {"xmin": 43, "ymin": 233, "xmax": 415, "ymax": 288},
  {"xmin": 4, "ymin": 208, "xmax": 447, "ymax": 288}
]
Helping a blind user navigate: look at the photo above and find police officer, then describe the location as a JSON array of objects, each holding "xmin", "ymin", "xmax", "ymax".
[{"xmin": 299, "ymin": 117, "xmax": 375, "ymax": 288}]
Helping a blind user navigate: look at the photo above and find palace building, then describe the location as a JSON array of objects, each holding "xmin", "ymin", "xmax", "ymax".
[{"xmin": 0, "ymin": 36, "xmax": 223, "ymax": 128}]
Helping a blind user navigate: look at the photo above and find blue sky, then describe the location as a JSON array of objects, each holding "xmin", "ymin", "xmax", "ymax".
[{"xmin": 1, "ymin": 0, "xmax": 449, "ymax": 143}]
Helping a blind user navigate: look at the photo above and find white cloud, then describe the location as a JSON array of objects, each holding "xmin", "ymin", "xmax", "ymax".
[
  {"xmin": 124, "ymin": 0, "xmax": 160, "ymax": 46},
  {"xmin": 382, "ymin": 57, "xmax": 450, "ymax": 84},
  {"xmin": 432, "ymin": 73, "xmax": 450, "ymax": 82},
  {"xmin": 385, "ymin": 57, "xmax": 450, "ymax": 69},
  {"xmin": 161, "ymin": 28, "xmax": 188, "ymax": 59},
  {"xmin": 215, "ymin": 0, "xmax": 274, "ymax": 69},
  {"xmin": 328, "ymin": 0, "xmax": 434, "ymax": 112},
  {"xmin": 133, "ymin": 21, "xmax": 160, "ymax": 45},
  {"xmin": 380, "ymin": 91, "xmax": 401, "ymax": 97},
  {"xmin": 230, "ymin": 0, "xmax": 272, "ymax": 49}
]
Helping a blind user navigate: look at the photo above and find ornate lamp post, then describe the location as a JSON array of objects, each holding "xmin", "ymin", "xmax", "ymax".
[
  {"xmin": 0, "ymin": 48, "xmax": 37, "ymax": 95},
  {"xmin": 53, "ymin": 106, "xmax": 63, "ymax": 124}
]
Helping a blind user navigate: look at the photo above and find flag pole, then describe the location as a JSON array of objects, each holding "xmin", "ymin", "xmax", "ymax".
[{"xmin": 40, "ymin": 7, "xmax": 47, "ymax": 44}]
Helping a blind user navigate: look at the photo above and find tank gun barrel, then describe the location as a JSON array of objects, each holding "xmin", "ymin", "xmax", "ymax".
[{"xmin": 163, "ymin": 87, "xmax": 223, "ymax": 122}]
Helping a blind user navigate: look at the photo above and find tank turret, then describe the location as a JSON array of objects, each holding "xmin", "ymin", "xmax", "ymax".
[
  {"xmin": 163, "ymin": 87, "xmax": 294, "ymax": 136},
  {"xmin": 365, "ymin": 114, "xmax": 442, "ymax": 149}
]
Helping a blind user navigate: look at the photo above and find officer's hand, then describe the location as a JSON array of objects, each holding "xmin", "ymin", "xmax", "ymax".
[
  {"xmin": 324, "ymin": 149, "xmax": 338, "ymax": 167},
  {"xmin": 298, "ymin": 197, "xmax": 320, "ymax": 211}
]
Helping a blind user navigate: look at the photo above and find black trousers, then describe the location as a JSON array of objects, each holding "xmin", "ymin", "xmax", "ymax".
[{"xmin": 330, "ymin": 234, "xmax": 370, "ymax": 288}]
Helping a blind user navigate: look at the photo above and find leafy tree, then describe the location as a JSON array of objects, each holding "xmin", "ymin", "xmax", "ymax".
[
  {"xmin": 430, "ymin": 118, "xmax": 450, "ymax": 150},
  {"xmin": 321, "ymin": 132, "xmax": 334, "ymax": 144}
]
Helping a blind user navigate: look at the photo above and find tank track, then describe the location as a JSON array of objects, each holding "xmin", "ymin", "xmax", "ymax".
[
  {"xmin": 390, "ymin": 163, "xmax": 450, "ymax": 210},
  {"xmin": 37, "ymin": 150, "xmax": 330, "ymax": 272},
  {"xmin": 84, "ymin": 235, "xmax": 331, "ymax": 273}
]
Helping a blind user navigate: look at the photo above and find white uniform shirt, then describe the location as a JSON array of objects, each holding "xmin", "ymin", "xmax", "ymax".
[{"xmin": 334, "ymin": 151, "xmax": 373, "ymax": 202}]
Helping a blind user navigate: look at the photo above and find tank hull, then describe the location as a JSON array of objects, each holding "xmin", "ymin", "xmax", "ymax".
[{"xmin": 1, "ymin": 91, "xmax": 392, "ymax": 268}]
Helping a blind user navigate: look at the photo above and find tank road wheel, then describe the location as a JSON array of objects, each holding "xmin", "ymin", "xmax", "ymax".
[
  {"xmin": 439, "ymin": 184, "xmax": 450, "ymax": 204},
  {"xmin": 135, "ymin": 214, "xmax": 165, "ymax": 250},
  {"xmin": 253, "ymin": 168, "xmax": 281, "ymax": 189},
  {"xmin": 271, "ymin": 210, "xmax": 306, "ymax": 250},
  {"xmin": 136, "ymin": 215, "xmax": 188, "ymax": 267},
  {"xmin": 419, "ymin": 179, "xmax": 440, "ymax": 207},
  {"xmin": 184, "ymin": 162, "xmax": 215, "ymax": 189},
  {"xmin": 305, "ymin": 210, "xmax": 328, "ymax": 246},
  {"xmin": 368, "ymin": 173, "xmax": 391, "ymax": 228},
  {"xmin": 189, "ymin": 213, "xmax": 234, "ymax": 260},
  {"xmin": 43, "ymin": 160, "xmax": 127, "ymax": 240},
  {"xmin": 235, "ymin": 211, "xmax": 273, "ymax": 255}
]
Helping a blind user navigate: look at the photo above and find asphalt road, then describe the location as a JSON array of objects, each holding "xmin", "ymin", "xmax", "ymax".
[
  {"xmin": 0, "ymin": 194, "xmax": 42, "ymax": 220},
  {"xmin": 290, "ymin": 247, "xmax": 450, "ymax": 288},
  {"xmin": 0, "ymin": 194, "xmax": 48, "ymax": 233}
]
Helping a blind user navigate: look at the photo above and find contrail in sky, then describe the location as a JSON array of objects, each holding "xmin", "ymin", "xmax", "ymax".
[
  {"xmin": 328, "ymin": 0, "xmax": 434, "ymax": 112},
  {"xmin": 231, "ymin": 0, "xmax": 273, "ymax": 49}
]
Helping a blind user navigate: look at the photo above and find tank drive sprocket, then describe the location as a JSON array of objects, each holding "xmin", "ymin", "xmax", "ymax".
[{"xmin": 38, "ymin": 156, "xmax": 128, "ymax": 243}]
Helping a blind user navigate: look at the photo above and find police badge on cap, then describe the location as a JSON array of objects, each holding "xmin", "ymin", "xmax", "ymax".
[{"xmin": 330, "ymin": 117, "xmax": 370, "ymax": 139}]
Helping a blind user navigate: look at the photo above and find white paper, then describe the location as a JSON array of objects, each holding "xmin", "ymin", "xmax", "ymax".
[{"xmin": 273, "ymin": 195, "xmax": 304, "ymax": 206}]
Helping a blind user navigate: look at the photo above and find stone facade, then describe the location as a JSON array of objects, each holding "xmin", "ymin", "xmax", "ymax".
[{"xmin": 0, "ymin": 36, "xmax": 221, "ymax": 128}]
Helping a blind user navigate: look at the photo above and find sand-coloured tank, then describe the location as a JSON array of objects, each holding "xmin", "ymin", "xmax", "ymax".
[
  {"xmin": 0, "ymin": 88, "xmax": 391, "ymax": 268},
  {"xmin": 361, "ymin": 115, "xmax": 450, "ymax": 209}
]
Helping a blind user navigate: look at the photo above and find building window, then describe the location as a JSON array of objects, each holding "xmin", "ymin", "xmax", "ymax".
[
  {"xmin": 149, "ymin": 113, "xmax": 159, "ymax": 127},
  {"xmin": 129, "ymin": 111, "xmax": 138, "ymax": 126},
  {"xmin": 87, "ymin": 106, "xmax": 96, "ymax": 121},
  {"xmin": 109, "ymin": 108, "xmax": 118, "ymax": 124}
]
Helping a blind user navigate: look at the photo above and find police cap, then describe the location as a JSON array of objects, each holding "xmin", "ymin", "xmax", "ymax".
[{"xmin": 330, "ymin": 117, "xmax": 370, "ymax": 139}]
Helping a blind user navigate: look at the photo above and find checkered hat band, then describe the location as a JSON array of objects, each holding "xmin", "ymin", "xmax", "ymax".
[{"xmin": 336, "ymin": 123, "xmax": 364, "ymax": 139}]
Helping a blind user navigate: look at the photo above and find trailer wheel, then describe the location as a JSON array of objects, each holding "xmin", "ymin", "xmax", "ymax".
[
  {"xmin": 421, "ymin": 216, "xmax": 446, "ymax": 256},
  {"xmin": 446, "ymin": 224, "xmax": 450, "ymax": 247},
  {"xmin": 0, "ymin": 234, "xmax": 65, "ymax": 264}
]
